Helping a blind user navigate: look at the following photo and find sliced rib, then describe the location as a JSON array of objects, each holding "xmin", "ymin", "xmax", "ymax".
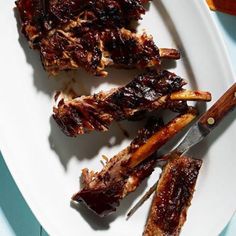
[
  {"xmin": 15, "ymin": 0, "xmax": 179, "ymax": 76},
  {"xmin": 40, "ymin": 28, "xmax": 179, "ymax": 76},
  {"xmin": 16, "ymin": 0, "xmax": 149, "ymax": 43},
  {"xmin": 71, "ymin": 109, "xmax": 197, "ymax": 216},
  {"xmin": 53, "ymin": 70, "xmax": 211, "ymax": 136},
  {"xmin": 143, "ymin": 156, "xmax": 202, "ymax": 236}
]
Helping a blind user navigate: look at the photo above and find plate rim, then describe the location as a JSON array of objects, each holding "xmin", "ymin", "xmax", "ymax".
[{"xmin": 0, "ymin": 1, "xmax": 235, "ymax": 236}]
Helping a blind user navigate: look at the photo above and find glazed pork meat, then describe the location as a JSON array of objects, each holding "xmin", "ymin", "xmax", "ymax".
[
  {"xmin": 16, "ymin": 0, "xmax": 150, "ymax": 40},
  {"xmin": 53, "ymin": 70, "xmax": 212, "ymax": 136},
  {"xmin": 16, "ymin": 0, "xmax": 179, "ymax": 76},
  {"xmin": 71, "ymin": 109, "xmax": 198, "ymax": 216},
  {"xmin": 143, "ymin": 156, "xmax": 202, "ymax": 236},
  {"xmin": 39, "ymin": 28, "xmax": 180, "ymax": 76}
]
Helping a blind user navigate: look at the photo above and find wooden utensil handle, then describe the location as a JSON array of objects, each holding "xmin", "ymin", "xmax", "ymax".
[{"xmin": 199, "ymin": 83, "xmax": 236, "ymax": 131}]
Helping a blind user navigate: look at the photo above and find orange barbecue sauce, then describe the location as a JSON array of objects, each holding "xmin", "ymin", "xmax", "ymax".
[{"xmin": 207, "ymin": 0, "xmax": 236, "ymax": 15}]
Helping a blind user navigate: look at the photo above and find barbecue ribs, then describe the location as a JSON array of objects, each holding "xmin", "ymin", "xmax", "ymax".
[
  {"xmin": 143, "ymin": 156, "xmax": 202, "ymax": 236},
  {"xmin": 16, "ymin": 0, "xmax": 180, "ymax": 76},
  {"xmin": 53, "ymin": 70, "xmax": 212, "ymax": 136},
  {"xmin": 72, "ymin": 109, "xmax": 197, "ymax": 216}
]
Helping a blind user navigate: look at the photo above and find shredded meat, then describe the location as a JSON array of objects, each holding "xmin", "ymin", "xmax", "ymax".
[
  {"xmin": 71, "ymin": 110, "xmax": 197, "ymax": 216},
  {"xmin": 72, "ymin": 117, "xmax": 163, "ymax": 216},
  {"xmin": 53, "ymin": 70, "xmax": 211, "ymax": 136},
  {"xmin": 15, "ymin": 0, "xmax": 180, "ymax": 76},
  {"xmin": 39, "ymin": 28, "xmax": 167, "ymax": 76}
]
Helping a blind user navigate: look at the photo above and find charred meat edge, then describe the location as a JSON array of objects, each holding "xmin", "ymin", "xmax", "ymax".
[
  {"xmin": 53, "ymin": 70, "xmax": 211, "ymax": 136},
  {"xmin": 15, "ymin": 0, "xmax": 150, "ymax": 41},
  {"xmin": 15, "ymin": 0, "xmax": 179, "ymax": 76},
  {"xmin": 143, "ymin": 156, "xmax": 202, "ymax": 236},
  {"xmin": 72, "ymin": 109, "xmax": 197, "ymax": 216}
]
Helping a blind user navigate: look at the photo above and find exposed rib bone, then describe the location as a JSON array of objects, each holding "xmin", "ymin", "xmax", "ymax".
[
  {"xmin": 71, "ymin": 109, "xmax": 197, "ymax": 216},
  {"xmin": 53, "ymin": 70, "xmax": 211, "ymax": 136},
  {"xmin": 128, "ymin": 110, "xmax": 197, "ymax": 168},
  {"xmin": 170, "ymin": 90, "xmax": 211, "ymax": 101},
  {"xmin": 16, "ymin": 0, "xmax": 180, "ymax": 76},
  {"xmin": 159, "ymin": 48, "xmax": 180, "ymax": 60}
]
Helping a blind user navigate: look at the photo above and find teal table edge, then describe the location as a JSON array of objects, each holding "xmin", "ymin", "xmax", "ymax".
[
  {"xmin": 0, "ymin": 11, "xmax": 236, "ymax": 236},
  {"xmin": 211, "ymin": 10, "xmax": 236, "ymax": 236}
]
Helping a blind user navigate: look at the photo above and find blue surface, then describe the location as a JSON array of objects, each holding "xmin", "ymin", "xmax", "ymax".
[
  {"xmin": 0, "ymin": 10, "xmax": 236, "ymax": 236},
  {"xmin": 0, "ymin": 153, "xmax": 42, "ymax": 236},
  {"xmin": 212, "ymin": 11, "xmax": 236, "ymax": 236}
]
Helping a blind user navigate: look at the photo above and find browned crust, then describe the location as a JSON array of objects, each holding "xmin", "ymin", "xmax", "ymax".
[
  {"xmin": 53, "ymin": 70, "xmax": 187, "ymax": 136},
  {"xmin": 143, "ymin": 156, "xmax": 202, "ymax": 236},
  {"xmin": 53, "ymin": 70, "xmax": 211, "ymax": 137},
  {"xmin": 71, "ymin": 110, "xmax": 197, "ymax": 216},
  {"xmin": 16, "ymin": 0, "xmax": 180, "ymax": 76}
]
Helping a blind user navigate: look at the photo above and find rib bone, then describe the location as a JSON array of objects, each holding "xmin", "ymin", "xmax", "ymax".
[
  {"xmin": 15, "ymin": 0, "xmax": 180, "ymax": 76},
  {"xmin": 53, "ymin": 70, "xmax": 211, "ymax": 136},
  {"xmin": 72, "ymin": 109, "xmax": 197, "ymax": 216}
]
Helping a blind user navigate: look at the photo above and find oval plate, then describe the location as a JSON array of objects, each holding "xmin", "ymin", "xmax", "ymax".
[{"xmin": 0, "ymin": 0, "xmax": 235, "ymax": 235}]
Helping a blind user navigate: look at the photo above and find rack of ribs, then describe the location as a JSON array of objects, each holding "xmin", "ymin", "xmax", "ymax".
[
  {"xmin": 53, "ymin": 70, "xmax": 212, "ymax": 136},
  {"xmin": 71, "ymin": 109, "xmax": 198, "ymax": 216},
  {"xmin": 143, "ymin": 156, "xmax": 202, "ymax": 236},
  {"xmin": 15, "ymin": 0, "xmax": 180, "ymax": 76}
]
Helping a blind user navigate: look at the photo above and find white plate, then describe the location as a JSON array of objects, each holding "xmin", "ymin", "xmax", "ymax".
[{"xmin": 0, "ymin": 0, "xmax": 235, "ymax": 236}]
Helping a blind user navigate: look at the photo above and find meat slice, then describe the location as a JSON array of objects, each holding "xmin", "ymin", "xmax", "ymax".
[
  {"xmin": 71, "ymin": 109, "xmax": 197, "ymax": 216},
  {"xmin": 16, "ymin": 0, "xmax": 149, "ymax": 43},
  {"xmin": 15, "ymin": 0, "xmax": 179, "ymax": 76},
  {"xmin": 143, "ymin": 156, "xmax": 202, "ymax": 236},
  {"xmin": 40, "ymin": 28, "xmax": 179, "ymax": 76},
  {"xmin": 48, "ymin": 0, "xmax": 148, "ymax": 27},
  {"xmin": 53, "ymin": 70, "xmax": 211, "ymax": 136}
]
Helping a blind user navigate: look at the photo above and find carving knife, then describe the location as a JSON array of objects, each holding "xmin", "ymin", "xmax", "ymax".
[
  {"xmin": 127, "ymin": 83, "xmax": 236, "ymax": 219},
  {"xmin": 161, "ymin": 82, "xmax": 236, "ymax": 160}
]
